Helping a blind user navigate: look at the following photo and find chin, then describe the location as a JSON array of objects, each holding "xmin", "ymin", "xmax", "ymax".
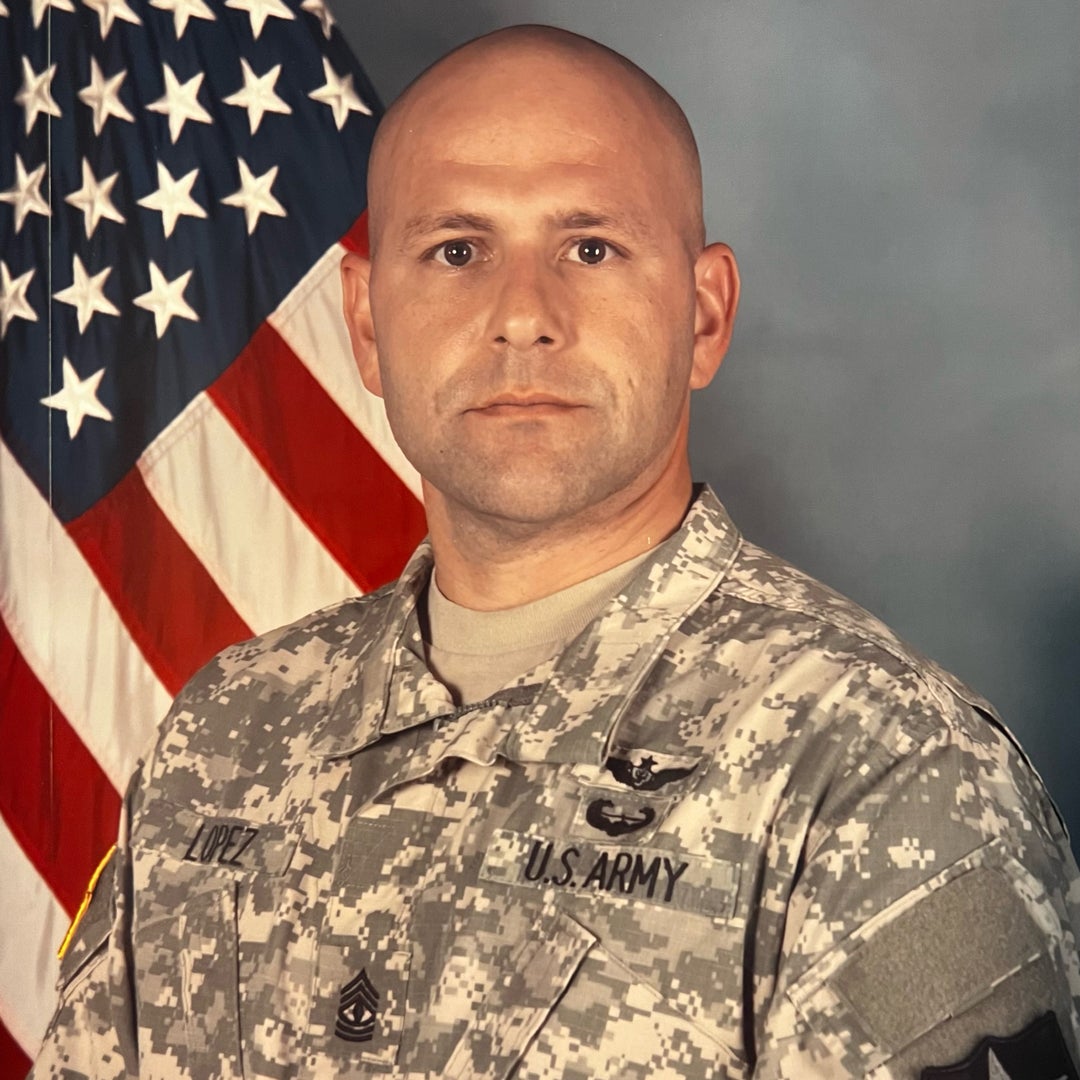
[{"xmin": 444, "ymin": 467, "xmax": 635, "ymax": 530}]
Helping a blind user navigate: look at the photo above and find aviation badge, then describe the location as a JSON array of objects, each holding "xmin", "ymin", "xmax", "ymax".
[{"xmin": 605, "ymin": 752, "xmax": 698, "ymax": 792}]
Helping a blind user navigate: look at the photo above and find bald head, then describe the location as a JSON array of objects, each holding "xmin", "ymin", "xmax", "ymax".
[{"xmin": 367, "ymin": 25, "xmax": 705, "ymax": 253}]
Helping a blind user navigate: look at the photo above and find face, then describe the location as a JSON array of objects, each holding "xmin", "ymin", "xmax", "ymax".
[{"xmin": 344, "ymin": 47, "xmax": 736, "ymax": 533}]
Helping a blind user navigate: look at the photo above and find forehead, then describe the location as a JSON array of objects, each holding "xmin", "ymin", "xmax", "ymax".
[{"xmin": 372, "ymin": 52, "xmax": 688, "ymax": 229}]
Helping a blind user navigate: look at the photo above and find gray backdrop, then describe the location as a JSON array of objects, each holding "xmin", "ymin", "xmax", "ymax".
[{"xmin": 335, "ymin": 2, "xmax": 1080, "ymax": 842}]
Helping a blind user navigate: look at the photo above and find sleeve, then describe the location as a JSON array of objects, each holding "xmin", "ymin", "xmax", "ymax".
[
  {"xmin": 27, "ymin": 784, "xmax": 139, "ymax": 1080},
  {"xmin": 751, "ymin": 698, "xmax": 1080, "ymax": 1080}
]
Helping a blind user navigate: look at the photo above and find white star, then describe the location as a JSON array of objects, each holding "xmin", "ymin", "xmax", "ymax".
[
  {"xmin": 0, "ymin": 155, "xmax": 51, "ymax": 234},
  {"xmin": 309, "ymin": 57, "xmax": 372, "ymax": 130},
  {"xmin": 223, "ymin": 59, "xmax": 292, "ymax": 134},
  {"xmin": 147, "ymin": 64, "xmax": 213, "ymax": 144},
  {"xmin": 40, "ymin": 358, "xmax": 114, "ymax": 439},
  {"xmin": 0, "ymin": 262, "xmax": 37, "ymax": 339},
  {"xmin": 224, "ymin": 0, "xmax": 293, "ymax": 39},
  {"xmin": 221, "ymin": 157, "xmax": 286, "ymax": 234},
  {"xmin": 53, "ymin": 255, "xmax": 120, "ymax": 333},
  {"xmin": 82, "ymin": 0, "xmax": 141, "ymax": 37},
  {"xmin": 134, "ymin": 261, "xmax": 199, "ymax": 337},
  {"xmin": 78, "ymin": 58, "xmax": 135, "ymax": 135},
  {"xmin": 301, "ymin": 0, "xmax": 334, "ymax": 38},
  {"xmin": 137, "ymin": 162, "xmax": 206, "ymax": 237},
  {"xmin": 30, "ymin": 0, "xmax": 75, "ymax": 29},
  {"xmin": 65, "ymin": 158, "xmax": 126, "ymax": 237},
  {"xmin": 16, "ymin": 58, "xmax": 62, "ymax": 135},
  {"xmin": 149, "ymin": 0, "xmax": 215, "ymax": 38}
]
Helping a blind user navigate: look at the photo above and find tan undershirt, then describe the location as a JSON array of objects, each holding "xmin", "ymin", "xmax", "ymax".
[{"xmin": 424, "ymin": 551, "xmax": 652, "ymax": 705}]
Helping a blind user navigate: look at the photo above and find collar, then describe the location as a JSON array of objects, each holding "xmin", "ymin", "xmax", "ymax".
[{"xmin": 310, "ymin": 485, "xmax": 742, "ymax": 766}]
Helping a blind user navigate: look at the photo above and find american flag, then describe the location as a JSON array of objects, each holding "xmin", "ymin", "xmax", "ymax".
[{"xmin": 0, "ymin": 1, "xmax": 426, "ymax": 1071}]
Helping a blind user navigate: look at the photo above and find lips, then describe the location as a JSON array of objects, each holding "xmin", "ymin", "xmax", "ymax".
[
  {"xmin": 464, "ymin": 393, "xmax": 585, "ymax": 421},
  {"xmin": 470, "ymin": 393, "xmax": 579, "ymax": 410}
]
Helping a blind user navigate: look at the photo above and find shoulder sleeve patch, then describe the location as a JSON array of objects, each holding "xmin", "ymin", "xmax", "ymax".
[
  {"xmin": 786, "ymin": 842, "xmax": 1077, "ymax": 1074},
  {"xmin": 921, "ymin": 1011, "xmax": 1079, "ymax": 1079},
  {"xmin": 57, "ymin": 845, "xmax": 115, "ymax": 986},
  {"xmin": 829, "ymin": 865, "xmax": 1044, "ymax": 1051}
]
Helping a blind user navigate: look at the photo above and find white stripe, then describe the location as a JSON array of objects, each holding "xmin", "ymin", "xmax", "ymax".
[
  {"xmin": 0, "ymin": 817, "xmax": 67, "ymax": 1059},
  {"xmin": 139, "ymin": 394, "xmax": 362, "ymax": 634},
  {"xmin": 267, "ymin": 243, "xmax": 424, "ymax": 501},
  {"xmin": 0, "ymin": 441, "xmax": 172, "ymax": 791}
]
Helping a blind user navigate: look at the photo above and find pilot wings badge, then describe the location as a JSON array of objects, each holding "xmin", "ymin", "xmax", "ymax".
[{"xmin": 605, "ymin": 754, "xmax": 697, "ymax": 792}]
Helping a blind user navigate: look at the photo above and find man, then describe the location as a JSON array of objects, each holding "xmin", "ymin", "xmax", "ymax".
[{"xmin": 32, "ymin": 25, "xmax": 1080, "ymax": 1080}]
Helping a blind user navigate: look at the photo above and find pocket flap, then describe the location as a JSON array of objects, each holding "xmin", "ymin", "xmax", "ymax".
[{"xmin": 441, "ymin": 907, "xmax": 597, "ymax": 1080}]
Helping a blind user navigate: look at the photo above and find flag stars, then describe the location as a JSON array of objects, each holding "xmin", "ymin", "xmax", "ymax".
[
  {"xmin": 16, "ymin": 58, "xmax": 62, "ymax": 135},
  {"xmin": 222, "ymin": 158, "xmax": 286, "ymax": 234},
  {"xmin": 0, "ymin": 155, "xmax": 51, "ymax": 234},
  {"xmin": 54, "ymin": 256, "xmax": 120, "ymax": 333},
  {"xmin": 65, "ymin": 159, "xmax": 126, "ymax": 237},
  {"xmin": 138, "ymin": 163, "xmax": 207, "ymax": 237},
  {"xmin": 224, "ymin": 59, "xmax": 292, "ymax": 134},
  {"xmin": 79, "ymin": 59, "xmax": 135, "ymax": 135},
  {"xmin": 225, "ymin": 0, "xmax": 293, "ymax": 39},
  {"xmin": 134, "ymin": 261, "xmax": 199, "ymax": 337},
  {"xmin": 0, "ymin": 262, "xmax": 37, "ymax": 339},
  {"xmin": 301, "ymin": 0, "xmax": 334, "ymax": 39},
  {"xmin": 30, "ymin": 0, "xmax": 74, "ymax": 29},
  {"xmin": 149, "ymin": 0, "xmax": 215, "ymax": 39},
  {"xmin": 82, "ymin": 0, "xmax": 141, "ymax": 38},
  {"xmin": 309, "ymin": 57, "xmax": 372, "ymax": 130},
  {"xmin": 40, "ymin": 358, "xmax": 114, "ymax": 439},
  {"xmin": 148, "ymin": 65, "xmax": 213, "ymax": 143}
]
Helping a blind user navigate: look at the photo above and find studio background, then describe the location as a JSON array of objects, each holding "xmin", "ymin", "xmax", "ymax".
[{"xmin": 336, "ymin": 1, "xmax": 1080, "ymax": 838}]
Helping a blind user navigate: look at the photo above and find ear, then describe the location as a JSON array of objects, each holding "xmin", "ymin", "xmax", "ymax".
[
  {"xmin": 340, "ymin": 251, "xmax": 383, "ymax": 397},
  {"xmin": 689, "ymin": 242, "xmax": 740, "ymax": 390}
]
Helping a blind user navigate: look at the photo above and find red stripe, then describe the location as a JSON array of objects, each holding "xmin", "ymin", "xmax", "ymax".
[
  {"xmin": 340, "ymin": 209, "xmax": 370, "ymax": 256},
  {"xmin": 0, "ymin": 619, "xmax": 121, "ymax": 916},
  {"xmin": 208, "ymin": 324, "xmax": 426, "ymax": 594},
  {"xmin": 0, "ymin": 1017, "xmax": 31, "ymax": 1076},
  {"xmin": 66, "ymin": 469, "xmax": 252, "ymax": 697}
]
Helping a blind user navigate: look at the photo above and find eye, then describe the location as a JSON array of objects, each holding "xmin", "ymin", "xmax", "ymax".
[
  {"xmin": 568, "ymin": 238, "xmax": 611, "ymax": 265},
  {"xmin": 434, "ymin": 240, "xmax": 475, "ymax": 267}
]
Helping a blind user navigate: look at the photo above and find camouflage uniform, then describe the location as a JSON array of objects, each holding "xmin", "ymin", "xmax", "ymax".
[{"xmin": 31, "ymin": 487, "xmax": 1080, "ymax": 1079}]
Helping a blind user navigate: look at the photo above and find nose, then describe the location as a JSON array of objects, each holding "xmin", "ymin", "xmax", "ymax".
[{"xmin": 486, "ymin": 255, "xmax": 568, "ymax": 353}]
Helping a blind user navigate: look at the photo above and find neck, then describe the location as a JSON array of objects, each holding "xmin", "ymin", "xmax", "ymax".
[{"xmin": 425, "ymin": 453, "xmax": 694, "ymax": 611}]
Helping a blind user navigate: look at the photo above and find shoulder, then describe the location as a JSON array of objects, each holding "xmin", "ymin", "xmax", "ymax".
[
  {"xmin": 719, "ymin": 537, "xmax": 991, "ymax": 715},
  {"xmin": 694, "ymin": 536, "xmax": 1003, "ymax": 748},
  {"xmin": 200, "ymin": 586, "xmax": 398, "ymax": 691},
  {"xmin": 670, "ymin": 537, "xmax": 1066, "ymax": 848},
  {"xmin": 143, "ymin": 584, "xmax": 401, "ymax": 784}
]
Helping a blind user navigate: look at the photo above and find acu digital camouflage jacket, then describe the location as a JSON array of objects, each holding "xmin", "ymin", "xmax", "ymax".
[{"xmin": 31, "ymin": 487, "xmax": 1080, "ymax": 1079}]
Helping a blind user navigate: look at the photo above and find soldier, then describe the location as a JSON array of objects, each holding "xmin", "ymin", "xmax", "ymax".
[{"xmin": 32, "ymin": 24, "xmax": 1080, "ymax": 1080}]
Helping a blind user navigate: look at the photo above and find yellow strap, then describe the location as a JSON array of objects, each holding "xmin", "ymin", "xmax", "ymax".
[{"xmin": 57, "ymin": 844, "xmax": 116, "ymax": 961}]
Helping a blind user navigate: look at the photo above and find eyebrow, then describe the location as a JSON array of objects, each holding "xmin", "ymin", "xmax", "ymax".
[
  {"xmin": 398, "ymin": 208, "xmax": 652, "ymax": 248},
  {"xmin": 550, "ymin": 210, "xmax": 647, "ymax": 238},
  {"xmin": 400, "ymin": 212, "xmax": 497, "ymax": 247}
]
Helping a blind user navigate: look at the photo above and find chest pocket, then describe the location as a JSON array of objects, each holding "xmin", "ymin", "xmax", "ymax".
[
  {"xmin": 135, "ymin": 882, "xmax": 243, "ymax": 1079},
  {"xmin": 439, "ymin": 906, "xmax": 597, "ymax": 1079},
  {"xmin": 514, "ymin": 940, "xmax": 747, "ymax": 1080},
  {"xmin": 131, "ymin": 800, "xmax": 299, "ymax": 1080},
  {"xmin": 433, "ymin": 904, "xmax": 744, "ymax": 1080}
]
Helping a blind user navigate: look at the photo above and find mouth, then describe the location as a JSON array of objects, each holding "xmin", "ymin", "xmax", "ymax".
[{"xmin": 467, "ymin": 394, "xmax": 583, "ymax": 417}]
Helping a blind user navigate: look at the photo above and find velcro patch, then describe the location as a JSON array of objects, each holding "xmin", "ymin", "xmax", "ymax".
[{"xmin": 921, "ymin": 1011, "xmax": 1078, "ymax": 1079}]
